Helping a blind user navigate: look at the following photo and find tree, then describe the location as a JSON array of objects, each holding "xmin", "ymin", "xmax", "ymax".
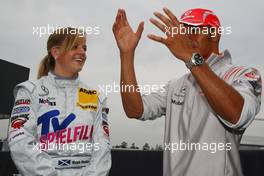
[
  {"xmin": 130, "ymin": 142, "xmax": 136, "ymax": 149},
  {"xmin": 142, "ymin": 143, "xmax": 150, "ymax": 151},
  {"xmin": 155, "ymin": 144, "xmax": 163, "ymax": 151},
  {"xmin": 113, "ymin": 145, "xmax": 120, "ymax": 149},
  {"xmin": 120, "ymin": 141, "xmax": 128, "ymax": 148}
]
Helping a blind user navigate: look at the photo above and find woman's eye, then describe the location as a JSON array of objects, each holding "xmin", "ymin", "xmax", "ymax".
[
  {"xmin": 72, "ymin": 45, "xmax": 78, "ymax": 50},
  {"xmin": 83, "ymin": 46, "xmax": 87, "ymax": 51}
]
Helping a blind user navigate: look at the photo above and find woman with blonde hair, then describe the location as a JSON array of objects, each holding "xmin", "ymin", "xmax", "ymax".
[{"xmin": 8, "ymin": 27, "xmax": 111, "ymax": 176}]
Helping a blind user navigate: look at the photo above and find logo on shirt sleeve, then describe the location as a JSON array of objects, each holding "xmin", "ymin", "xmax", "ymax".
[
  {"xmin": 102, "ymin": 108, "xmax": 110, "ymax": 137},
  {"xmin": 11, "ymin": 115, "xmax": 29, "ymax": 129},
  {"xmin": 102, "ymin": 120, "xmax": 109, "ymax": 137},
  {"xmin": 12, "ymin": 106, "xmax": 30, "ymax": 115},
  {"xmin": 14, "ymin": 99, "xmax": 31, "ymax": 106},
  {"xmin": 244, "ymin": 69, "xmax": 262, "ymax": 96}
]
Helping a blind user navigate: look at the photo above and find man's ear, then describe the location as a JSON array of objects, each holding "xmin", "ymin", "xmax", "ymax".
[{"xmin": 50, "ymin": 46, "xmax": 60, "ymax": 60}]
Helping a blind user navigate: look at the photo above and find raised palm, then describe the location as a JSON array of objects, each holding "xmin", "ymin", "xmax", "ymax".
[{"xmin": 113, "ymin": 9, "xmax": 144, "ymax": 53}]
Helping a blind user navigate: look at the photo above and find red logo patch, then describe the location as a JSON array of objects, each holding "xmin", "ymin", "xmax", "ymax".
[
  {"xmin": 103, "ymin": 125, "xmax": 109, "ymax": 136},
  {"xmin": 245, "ymin": 70, "xmax": 260, "ymax": 81},
  {"xmin": 11, "ymin": 119, "xmax": 27, "ymax": 129},
  {"xmin": 102, "ymin": 121, "xmax": 109, "ymax": 136}
]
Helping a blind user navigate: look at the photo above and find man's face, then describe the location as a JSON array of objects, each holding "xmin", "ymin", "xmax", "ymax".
[{"xmin": 183, "ymin": 24, "xmax": 216, "ymax": 59}]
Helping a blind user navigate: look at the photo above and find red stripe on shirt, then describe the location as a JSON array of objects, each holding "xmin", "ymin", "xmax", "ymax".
[
  {"xmin": 232, "ymin": 67, "xmax": 244, "ymax": 79},
  {"xmin": 227, "ymin": 67, "xmax": 244, "ymax": 80},
  {"xmin": 223, "ymin": 67, "xmax": 237, "ymax": 80}
]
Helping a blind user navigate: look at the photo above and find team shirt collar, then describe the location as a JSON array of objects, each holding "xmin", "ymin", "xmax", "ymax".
[
  {"xmin": 206, "ymin": 49, "xmax": 232, "ymax": 70},
  {"xmin": 187, "ymin": 50, "xmax": 232, "ymax": 82},
  {"xmin": 48, "ymin": 71, "xmax": 80, "ymax": 88}
]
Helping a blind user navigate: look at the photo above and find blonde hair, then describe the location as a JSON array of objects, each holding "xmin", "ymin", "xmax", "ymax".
[{"xmin": 37, "ymin": 27, "xmax": 85, "ymax": 79}]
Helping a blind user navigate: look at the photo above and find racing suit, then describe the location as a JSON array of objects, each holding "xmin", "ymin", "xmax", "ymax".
[
  {"xmin": 140, "ymin": 50, "xmax": 262, "ymax": 176},
  {"xmin": 8, "ymin": 72, "xmax": 111, "ymax": 176}
]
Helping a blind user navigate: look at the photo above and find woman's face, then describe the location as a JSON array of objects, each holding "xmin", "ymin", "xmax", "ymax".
[{"xmin": 54, "ymin": 37, "xmax": 87, "ymax": 77}]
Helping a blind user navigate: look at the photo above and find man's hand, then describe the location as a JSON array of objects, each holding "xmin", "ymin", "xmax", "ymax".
[
  {"xmin": 148, "ymin": 7, "xmax": 196, "ymax": 62},
  {"xmin": 112, "ymin": 9, "xmax": 144, "ymax": 119},
  {"xmin": 113, "ymin": 9, "xmax": 144, "ymax": 54}
]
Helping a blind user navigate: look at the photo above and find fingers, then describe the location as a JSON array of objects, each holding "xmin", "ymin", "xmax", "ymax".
[
  {"xmin": 113, "ymin": 9, "xmax": 121, "ymax": 32},
  {"xmin": 147, "ymin": 34, "xmax": 166, "ymax": 44},
  {"xmin": 163, "ymin": 7, "xmax": 180, "ymax": 25},
  {"xmin": 113, "ymin": 8, "xmax": 129, "ymax": 34},
  {"xmin": 115, "ymin": 9, "xmax": 122, "ymax": 24},
  {"xmin": 117, "ymin": 9, "xmax": 129, "ymax": 26},
  {"xmin": 122, "ymin": 9, "xmax": 129, "ymax": 25},
  {"xmin": 149, "ymin": 18, "xmax": 167, "ymax": 33},
  {"xmin": 136, "ymin": 21, "xmax": 144, "ymax": 39},
  {"xmin": 154, "ymin": 11, "xmax": 172, "ymax": 27}
]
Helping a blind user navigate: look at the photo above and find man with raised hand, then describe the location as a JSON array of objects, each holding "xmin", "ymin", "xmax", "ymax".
[{"xmin": 113, "ymin": 8, "xmax": 262, "ymax": 176}]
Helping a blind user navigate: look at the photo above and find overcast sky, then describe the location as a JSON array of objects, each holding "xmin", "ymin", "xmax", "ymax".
[{"xmin": 0, "ymin": 0, "xmax": 264, "ymax": 147}]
